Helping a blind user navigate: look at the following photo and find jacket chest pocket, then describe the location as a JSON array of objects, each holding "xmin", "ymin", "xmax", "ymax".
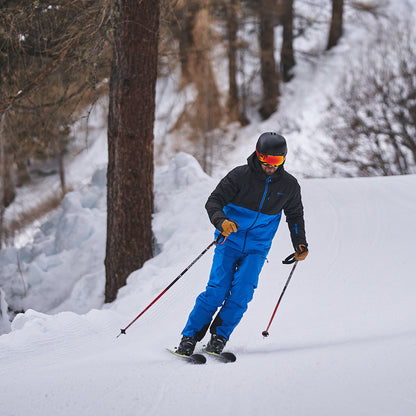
[{"xmin": 264, "ymin": 190, "xmax": 286, "ymax": 213}]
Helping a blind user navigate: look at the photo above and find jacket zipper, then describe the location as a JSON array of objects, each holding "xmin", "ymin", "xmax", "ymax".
[{"xmin": 242, "ymin": 176, "xmax": 271, "ymax": 252}]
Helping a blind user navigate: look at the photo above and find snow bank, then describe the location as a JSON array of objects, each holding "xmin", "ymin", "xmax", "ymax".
[
  {"xmin": 0, "ymin": 168, "xmax": 107, "ymax": 327},
  {"xmin": 0, "ymin": 153, "xmax": 216, "ymax": 334}
]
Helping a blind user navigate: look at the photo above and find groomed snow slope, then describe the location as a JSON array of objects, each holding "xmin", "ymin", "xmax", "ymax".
[{"xmin": 1, "ymin": 154, "xmax": 415, "ymax": 416}]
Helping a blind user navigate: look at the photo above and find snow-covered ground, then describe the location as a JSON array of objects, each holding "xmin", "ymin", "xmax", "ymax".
[
  {"xmin": 1, "ymin": 152, "xmax": 415, "ymax": 415},
  {"xmin": 1, "ymin": 0, "xmax": 416, "ymax": 414}
]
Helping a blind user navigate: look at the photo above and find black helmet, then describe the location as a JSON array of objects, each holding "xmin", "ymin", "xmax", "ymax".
[{"xmin": 256, "ymin": 132, "xmax": 287, "ymax": 166}]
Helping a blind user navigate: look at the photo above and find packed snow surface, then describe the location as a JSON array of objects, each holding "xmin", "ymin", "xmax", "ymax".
[{"xmin": 1, "ymin": 152, "xmax": 415, "ymax": 415}]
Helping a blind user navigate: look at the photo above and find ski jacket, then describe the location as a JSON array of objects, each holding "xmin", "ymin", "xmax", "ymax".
[{"xmin": 205, "ymin": 152, "xmax": 307, "ymax": 255}]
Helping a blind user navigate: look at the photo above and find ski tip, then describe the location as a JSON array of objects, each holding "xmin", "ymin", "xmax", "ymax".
[
  {"xmin": 203, "ymin": 349, "xmax": 237, "ymax": 363},
  {"xmin": 221, "ymin": 352, "xmax": 237, "ymax": 362},
  {"xmin": 167, "ymin": 348, "xmax": 206, "ymax": 364},
  {"xmin": 191, "ymin": 354, "xmax": 207, "ymax": 364}
]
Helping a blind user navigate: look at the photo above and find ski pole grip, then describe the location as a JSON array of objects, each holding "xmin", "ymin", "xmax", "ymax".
[
  {"xmin": 282, "ymin": 252, "xmax": 296, "ymax": 264},
  {"xmin": 215, "ymin": 234, "xmax": 227, "ymax": 245}
]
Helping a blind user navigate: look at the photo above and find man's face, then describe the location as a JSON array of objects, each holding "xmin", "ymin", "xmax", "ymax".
[{"xmin": 260, "ymin": 163, "xmax": 278, "ymax": 176}]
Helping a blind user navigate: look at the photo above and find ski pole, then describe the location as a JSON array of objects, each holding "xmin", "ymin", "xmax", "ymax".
[
  {"xmin": 117, "ymin": 234, "xmax": 225, "ymax": 338},
  {"xmin": 262, "ymin": 252, "xmax": 298, "ymax": 337}
]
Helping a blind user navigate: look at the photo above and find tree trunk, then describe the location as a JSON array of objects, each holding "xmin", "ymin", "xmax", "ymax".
[
  {"xmin": 226, "ymin": 0, "xmax": 240, "ymax": 122},
  {"xmin": 258, "ymin": 0, "xmax": 279, "ymax": 120},
  {"xmin": 105, "ymin": 0, "xmax": 160, "ymax": 303},
  {"xmin": 58, "ymin": 149, "xmax": 66, "ymax": 197},
  {"xmin": 280, "ymin": 0, "xmax": 295, "ymax": 82},
  {"xmin": 0, "ymin": 111, "xmax": 16, "ymax": 248},
  {"xmin": 0, "ymin": 112, "xmax": 6, "ymax": 249},
  {"xmin": 190, "ymin": 5, "xmax": 222, "ymax": 173},
  {"xmin": 327, "ymin": 0, "xmax": 344, "ymax": 50},
  {"xmin": 176, "ymin": 1, "xmax": 200, "ymax": 84}
]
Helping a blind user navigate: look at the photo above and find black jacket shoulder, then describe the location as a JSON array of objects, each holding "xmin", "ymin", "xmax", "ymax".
[{"xmin": 205, "ymin": 153, "xmax": 307, "ymax": 248}]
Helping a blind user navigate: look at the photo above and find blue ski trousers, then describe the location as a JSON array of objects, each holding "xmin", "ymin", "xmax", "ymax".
[{"xmin": 182, "ymin": 244, "xmax": 266, "ymax": 340}]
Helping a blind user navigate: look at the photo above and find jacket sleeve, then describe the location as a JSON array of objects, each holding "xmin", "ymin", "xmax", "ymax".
[
  {"xmin": 284, "ymin": 180, "xmax": 308, "ymax": 249},
  {"xmin": 205, "ymin": 167, "xmax": 241, "ymax": 226}
]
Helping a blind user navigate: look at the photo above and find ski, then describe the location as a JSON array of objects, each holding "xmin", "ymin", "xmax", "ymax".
[
  {"xmin": 203, "ymin": 350, "xmax": 237, "ymax": 363},
  {"xmin": 167, "ymin": 348, "xmax": 207, "ymax": 364}
]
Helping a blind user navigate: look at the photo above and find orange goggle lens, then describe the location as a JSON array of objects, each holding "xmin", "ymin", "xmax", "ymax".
[{"xmin": 256, "ymin": 150, "xmax": 285, "ymax": 167}]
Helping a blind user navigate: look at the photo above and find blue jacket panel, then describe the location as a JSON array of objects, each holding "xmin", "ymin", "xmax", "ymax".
[
  {"xmin": 207, "ymin": 152, "xmax": 307, "ymax": 255},
  {"xmin": 216, "ymin": 202, "xmax": 282, "ymax": 254}
]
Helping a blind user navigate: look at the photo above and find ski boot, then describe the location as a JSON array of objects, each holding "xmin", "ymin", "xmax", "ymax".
[
  {"xmin": 205, "ymin": 334, "xmax": 227, "ymax": 354},
  {"xmin": 176, "ymin": 335, "xmax": 197, "ymax": 356}
]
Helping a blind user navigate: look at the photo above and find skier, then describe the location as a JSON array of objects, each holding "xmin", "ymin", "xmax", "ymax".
[{"xmin": 175, "ymin": 132, "xmax": 308, "ymax": 356}]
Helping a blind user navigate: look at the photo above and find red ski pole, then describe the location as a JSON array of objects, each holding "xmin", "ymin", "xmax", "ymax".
[
  {"xmin": 117, "ymin": 234, "xmax": 225, "ymax": 338},
  {"xmin": 262, "ymin": 253, "xmax": 298, "ymax": 337}
]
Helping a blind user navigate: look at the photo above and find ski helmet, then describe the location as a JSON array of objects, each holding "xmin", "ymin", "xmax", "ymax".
[{"xmin": 256, "ymin": 132, "xmax": 287, "ymax": 166}]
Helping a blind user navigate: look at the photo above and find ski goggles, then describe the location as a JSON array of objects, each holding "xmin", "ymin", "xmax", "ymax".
[{"xmin": 256, "ymin": 150, "xmax": 285, "ymax": 167}]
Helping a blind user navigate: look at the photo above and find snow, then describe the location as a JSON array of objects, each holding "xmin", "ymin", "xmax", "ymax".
[
  {"xmin": 1, "ymin": 0, "xmax": 416, "ymax": 415},
  {"xmin": 1, "ymin": 153, "xmax": 415, "ymax": 415},
  {"xmin": 0, "ymin": 167, "xmax": 107, "ymax": 315}
]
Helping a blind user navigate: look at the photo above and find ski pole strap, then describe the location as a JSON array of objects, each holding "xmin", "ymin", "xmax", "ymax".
[
  {"xmin": 215, "ymin": 234, "xmax": 227, "ymax": 245},
  {"xmin": 283, "ymin": 252, "xmax": 296, "ymax": 264}
]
